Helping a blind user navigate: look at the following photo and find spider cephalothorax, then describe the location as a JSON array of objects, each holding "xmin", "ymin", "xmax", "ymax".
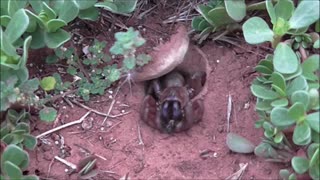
[{"xmin": 140, "ymin": 71, "xmax": 205, "ymax": 133}]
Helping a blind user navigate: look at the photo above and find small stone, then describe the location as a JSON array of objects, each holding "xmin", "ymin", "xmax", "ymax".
[
  {"xmin": 244, "ymin": 102, "xmax": 250, "ymax": 109},
  {"xmin": 217, "ymin": 126, "xmax": 224, "ymax": 133},
  {"xmin": 216, "ymin": 60, "xmax": 220, "ymax": 63},
  {"xmin": 65, "ymin": 169, "xmax": 69, "ymax": 173}
]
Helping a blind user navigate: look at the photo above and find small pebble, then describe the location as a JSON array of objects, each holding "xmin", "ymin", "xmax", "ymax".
[
  {"xmin": 64, "ymin": 169, "xmax": 68, "ymax": 173},
  {"xmin": 216, "ymin": 59, "xmax": 220, "ymax": 63}
]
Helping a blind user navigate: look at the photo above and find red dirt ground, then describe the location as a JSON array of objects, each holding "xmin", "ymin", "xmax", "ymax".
[
  {"xmin": 26, "ymin": 41, "xmax": 287, "ymax": 179},
  {"xmin": 19, "ymin": 2, "xmax": 290, "ymax": 179}
]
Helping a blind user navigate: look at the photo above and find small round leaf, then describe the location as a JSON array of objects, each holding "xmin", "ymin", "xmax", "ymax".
[{"xmin": 39, "ymin": 107, "xmax": 57, "ymax": 122}]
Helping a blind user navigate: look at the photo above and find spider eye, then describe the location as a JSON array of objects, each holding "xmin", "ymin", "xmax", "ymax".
[
  {"xmin": 172, "ymin": 102, "xmax": 182, "ymax": 120},
  {"xmin": 161, "ymin": 101, "xmax": 169, "ymax": 120}
]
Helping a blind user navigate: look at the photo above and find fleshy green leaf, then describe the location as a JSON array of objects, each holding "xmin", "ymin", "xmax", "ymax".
[
  {"xmin": 4, "ymin": 161, "xmax": 23, "ymax": 179},
  {"xmin": 273, "ymin": 43, "xmax": 298, "ymax": 74},
  {"xmin": 44, "ymin": 29, "xmax": 71, "ymax": 48},
  {"xmin": 207, "ymin": 7, "xmax": 235, "ymax": 27},
  {"xmin": 243, "ymin": 17, "xmax": 274, "ymax": 44},
  {"xmin": 271, "ymin": 107, "xmax": 296, "ymax": 127},
  {"xmin": 75, "ymin": 0, "xmax": 97, "ymax": 10},
  {"xmin": 271, "ymin": 72, "xmax": 286, "ymax": 92},
  {"xmin": 286, "ymin": 76, "xmax": 308, "ymax": 96},
  {"xmin": 23, "ymin": 134, "xmax": 37, "ymax": 150},
  {"xmin": 302, "ymin": 55, "xmax": 320, "ymax": 81},
  {"xmin": 271, "ymin": 98, "xmax": 288, "ymax": 107},
  {"xmin": 274, "ymin": 0, "xmax": 294, "ymax": 20},
  {"xmin": 46, "ymin": 19, "xmax": 67, "ymax": 33},
  {"xmin": 251, "ymin": 84, "xmax": 279, "ymax": 100},
  {"xmin": 266, "ymin": 0, "xmax": 276, "ymax": 24},
  {"xmin": 4, "ymin": 9, "xmax": 29, "ymax": 43},
  {"xmin": 226, "ymin": 133, "xmax": 255, "ymax": 153},
  {"xmin": 291, "ymin": 90, "xmax": 309, "ymax": 110},
  {"xmin": 288, "ymin": 102, "xmax": 306, "ymax": 121},
  {"xmin": 58, "ymin": 0, "xmax": 79, "ymax": 23},
  {"xmin": 78, "ymin": 7, "xmax": 99, "ymax": 21},
  {"xmin": 224, "ymin": 0, "xmax": 246, "ymax": 22},
  {"xmin": 291, "ymin": 156, "xmax": 309, "ymax": 174},
  {"xmin": 293, "ymin": 121, "xmax": 311, "ymax": 145},
  {"xmin": 289, "ymin": 0, "xmax": 320, "ymax": 29},
  {"xmin": 306, "ymin": 112, "xmax": 320, "ymax": 133},
  {"xmin": 1, "ymin": 144, "xmax": 29, "ymax": 170}
]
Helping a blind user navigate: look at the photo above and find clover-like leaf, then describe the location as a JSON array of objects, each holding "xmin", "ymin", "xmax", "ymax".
[
  {"xmin": 271, "ymin": 107, "xmax": 296, "ymax": 127},
  {"xmin": 108, "ymin": 68, "xmax": 120, "ymax": 82},
  {"xmin": 226, "ymin": 133, "xmax": 255, "ymax": 153},
  {"xmin": 123, "ymin": 56, "xmax": 136, "ymax": 70},
  {"xmin": 273, "ymin": 43, "xmax": 299, "ymax": 74},
  {"xmin": 243, "ymin": 17, "xmax": 274, "ymax": 44},
  {"xmin": 40, "ymin": 76, "xmax": 56, "ymax": 91},
  {"xmin": 224, "ymin": 0, "xmax": 246, "ymax": 22},
  {"xmin": 293, "ymin": 121, "xmax": 311, "ymax": 146},
  {"xmin": 39, "ymin": 107, "xmax": 57, "ymax": 122},
  {"xmin": 291, "ymin": 156, "xmax": 309, "ymax": 174},
  {"xmin": 136, "ymin": 54, "xmax": 151, "ymax": 66}
]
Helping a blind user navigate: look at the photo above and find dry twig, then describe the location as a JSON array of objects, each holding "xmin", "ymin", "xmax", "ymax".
[{"xmin": 36, "ymin": 111, "xmax": 92, "ymax": 139}]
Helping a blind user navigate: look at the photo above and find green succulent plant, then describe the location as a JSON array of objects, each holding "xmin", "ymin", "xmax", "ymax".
[
  {"xmin": 192, "ymin": 0, "xmax": 266, "ymax": 43},
  {"xmin": 0, "ymin": 109, "xmax": 37, "ymax": 150},
  {"xmin": 0, "ymin": 144, "xmax": 38, "ymax": 180}
]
